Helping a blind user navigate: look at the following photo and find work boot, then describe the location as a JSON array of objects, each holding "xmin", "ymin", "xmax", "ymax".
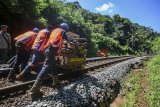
[
  {"xmin": 30, "ymin": 79, "xmax": 42, "ymax": 94},
  {"xmin": 16, "ymin": 70, "xmax": 32, "ymax": 81},
  {"xmin": 29, "ymin": 79, "xmax": 43, "ymax": 101},
  {"xmin": 16, "ymin": 73, "xmax": 25, "ymax": 81}
]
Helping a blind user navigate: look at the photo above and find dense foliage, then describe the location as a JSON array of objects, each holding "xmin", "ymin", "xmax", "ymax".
[
  {"xmin": 151, "ymin": 36, "xmax": 160, "ymax": 54},
  {"xmin": 0, "ymin": 0, "xmax": 159, "ymax": 57}
]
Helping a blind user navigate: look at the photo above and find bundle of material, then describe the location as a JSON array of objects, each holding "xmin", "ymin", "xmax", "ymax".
[{"xmin": 56, "ymin": 32, "xmax": 87, "ymax": 71}]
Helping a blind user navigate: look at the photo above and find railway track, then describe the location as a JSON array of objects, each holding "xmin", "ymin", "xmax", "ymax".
[
  {"xmin": 0, "ymin": 55, "xmax": 132, "ymax": 80},
  {"xmin": 0, "ymin": 55, "xmax": 130, "ymax": 68},
  {"xmin": 0, "ymin": 55, "xmax": 135, "ymax": 101},
  {"xmin": 0, "ymin": 55, "xmax": 131, "ymax": 78}
]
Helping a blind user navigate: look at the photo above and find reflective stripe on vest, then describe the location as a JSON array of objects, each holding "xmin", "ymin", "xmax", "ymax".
[{"xmin": 32, "ymin": 29, "xmax": 48, "ymax": 51}]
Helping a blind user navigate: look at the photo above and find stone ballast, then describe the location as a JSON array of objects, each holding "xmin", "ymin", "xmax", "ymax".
[{"xmin": 27, "ymin": 56, "xmax": 147, "ymax": 107}]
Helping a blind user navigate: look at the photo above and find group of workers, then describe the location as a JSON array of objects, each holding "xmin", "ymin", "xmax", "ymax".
[{"xmin": 7, "ymin": 23, "xmax": 70, "ymax": 94}]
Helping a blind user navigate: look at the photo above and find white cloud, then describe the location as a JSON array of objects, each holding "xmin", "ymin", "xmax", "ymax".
[{"xmin": 96, "ymin": 2, "xmax": 114, "ymax": 12}]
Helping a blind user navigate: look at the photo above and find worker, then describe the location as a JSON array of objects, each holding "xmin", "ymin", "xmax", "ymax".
[
  {"xmin": 7, "ymin": 28, "xmax": 39, "ymax": 81},
  {"xmin": 29, "ymin": 23, "xmax": 70, "ymax": 94},
  {"xmin": 16, "ymin": 25, "xmax": 53, "ymax": 80}
]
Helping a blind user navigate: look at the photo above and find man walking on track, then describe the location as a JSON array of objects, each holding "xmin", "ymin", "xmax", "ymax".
[
  {"xmin": 16, "ymin": 25, "xmax": 53, "ymax": 80},
  {"xmin": 7, "ymin": 28, "xmax": 39, "ymax": 81}
]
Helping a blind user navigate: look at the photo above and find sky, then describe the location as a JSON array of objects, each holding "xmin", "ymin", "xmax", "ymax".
[{"xmin": 67, "ymin": 0, "xmax": 160, "ymax": 32}]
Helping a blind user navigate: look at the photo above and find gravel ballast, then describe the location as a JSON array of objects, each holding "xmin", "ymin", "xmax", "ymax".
[{"xmin": 26, "ymin": 56, "xmax": 148, "ymax": 107}]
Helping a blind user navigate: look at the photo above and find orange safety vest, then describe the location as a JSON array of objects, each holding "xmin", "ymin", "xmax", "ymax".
[
  {"xmin": 43, "ymin": 28, "xmax": 65, "ymax": 55},
  {"xmin": 32, "ymin": 29, "xmax": 49, "ymax": 51},
  {"xmin": 14, "ymin": 34, "xmax": 25, "ymax": 41},
  {"xmin": 15, "ymin": 31, "xmax": 37, "ymax": 49}
]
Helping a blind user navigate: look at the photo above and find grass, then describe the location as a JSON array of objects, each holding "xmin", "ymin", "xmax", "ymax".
[
  {"xmin": 120, "ymin": 56, "xmax": 160, "ymax": 107},
  {"xmin": 147, "ymin": 55, "xmax": 160, "ymax": 107},
  {"xmin": 120, "ymin": 69, "xmax": 143, "ymax": 107}
]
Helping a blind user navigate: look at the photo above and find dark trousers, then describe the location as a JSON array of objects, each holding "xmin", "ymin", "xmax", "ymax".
[
  {"xmin": 21, "ymin": 50, "xmax": 45, "ymax": 75},
  {"xmin": 12, "ymin": 46, "xmax": 30, "ymax": 72},
  {"xmin": 36, "ymin": 46, "xmax": 58, "ymax": 80},
  {"xmin": 0, "ymin": 49, "xmax": 8, "ymax": 64}
]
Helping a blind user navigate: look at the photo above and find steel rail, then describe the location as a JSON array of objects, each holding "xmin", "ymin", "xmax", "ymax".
[{"xmin": 0, "ymin": 56, "xmax": 135, "ymax": 98}]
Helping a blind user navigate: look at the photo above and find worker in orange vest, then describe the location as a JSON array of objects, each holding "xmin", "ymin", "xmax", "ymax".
[
  {"xmin": 16, "ymin": 25, "xmax": 53, "ymax": 80},
  {"xmin": 29, "ymin": 23, "xmax": 70, "ymax": 94},
  {"xmin": 7, "ymin": 28, "xmax": 39, "ymax": 81}
]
